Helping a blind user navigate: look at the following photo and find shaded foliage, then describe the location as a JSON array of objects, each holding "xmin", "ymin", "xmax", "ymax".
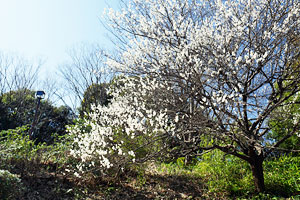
[
  {"xmin": 0, "ymin": 88, "xmax": 74, "ymax": 144},
  {"xmin": 79, "ymin": 83, "xmax": 111, "ymax": 118},
  {"xmin": 268, "ymin": 45, "xmax": 300, "ymax": 153}
]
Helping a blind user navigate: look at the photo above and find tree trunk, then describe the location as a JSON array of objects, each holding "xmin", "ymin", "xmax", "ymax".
[{"xmin": 249, "ymin": 156, "xmax": 265, "ymax": 193}]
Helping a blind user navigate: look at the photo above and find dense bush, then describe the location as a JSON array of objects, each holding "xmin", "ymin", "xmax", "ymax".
[
  {"xmin": 194, "ymin": 151, "xmax": 299, "ymax": 197},
  {"xmin": 0, "ymin": 125, "xmax": 43, "ymax": 170},
  {"xmin": 0, "ymin": 125, "xmax": 77, "ymax": 176}
]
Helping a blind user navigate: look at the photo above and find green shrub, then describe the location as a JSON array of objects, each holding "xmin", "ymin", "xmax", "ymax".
[
  {"xmin": 194, "ymin": 150, "xmax": 300, "ymax": 198},
  {"xmin": 0, "ymin": 125, "xmax": 77, "ymax": 177},
  {"xmin": 193, "ymin": 150, "xmax": 254, "ymax": 196},
  {"xmin": 264, "ymin": 154, "xmax": 300, "ymax": 197},
  {"xmin": 0, "ymin": 126, "xmax": 47, "ymax": 171},
  {"xmin": 157, "ymin": 150, "xmax": 299, "ymax": 198},
  {"xmin": 0, "ymin": 169, "xmax": 24, "ymax": 199}
]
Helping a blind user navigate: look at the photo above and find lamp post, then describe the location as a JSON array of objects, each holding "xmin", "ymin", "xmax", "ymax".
[{"xmin": 28, "ymin": 91, "xmax": 45, "ymax": 140}]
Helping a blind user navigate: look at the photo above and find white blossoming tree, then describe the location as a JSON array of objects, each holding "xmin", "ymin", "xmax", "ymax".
[{"xmin": 70, "ymin": 0, "xmax": 300, "ymax": 193}]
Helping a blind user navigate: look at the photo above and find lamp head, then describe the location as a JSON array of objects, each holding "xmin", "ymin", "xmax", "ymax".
[{"xmin": 36, "ymin": 91, "xmax": 45, "ymax": 99}]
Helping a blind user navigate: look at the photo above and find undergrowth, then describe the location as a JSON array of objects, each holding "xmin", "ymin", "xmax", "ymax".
[
  {"xmin": 1, "ymin": 127, "xmax": 299, "ymax": 199},
  {"xmin": 157, "ymin": 150, "xmax": 300, "ymax": 199}
]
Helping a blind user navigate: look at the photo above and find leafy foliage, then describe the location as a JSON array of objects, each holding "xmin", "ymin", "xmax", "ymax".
[
  {"xmin": 194, "ymin": 151, "xmax": 299, "ymax": 197},
  {"xmin": 264, "ymin": 155, "xmax": 300, "ymax": 196},
  {"xmin": 0, "ymin": 89, "xmax": 36, "ymax": 129},
  {"xmin": 0, "ymin": 125, "xmax": 76, "ymax": 176},
  {"xmin": 268, "ymin": 59, "xmax": 300, "ymax": 151},
  {"xmin": 0, "ymin": 101, "xmax": 9, "ymax": 130},
  {"xmin": 0, "ymin": 126, "xmax": 42, "ymax": 166},
  {"xmin": 158, "ymin": 151, "xmax": 300, "ymax": 199},
  {"xmin": 269, "ymin": 108, "xmax": 300, "ymax": 151}
]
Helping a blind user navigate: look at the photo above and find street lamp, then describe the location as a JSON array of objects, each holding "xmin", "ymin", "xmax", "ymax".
[{"xmin": 28, "ymin": 91, "xmax": 45, "ymax": 140}]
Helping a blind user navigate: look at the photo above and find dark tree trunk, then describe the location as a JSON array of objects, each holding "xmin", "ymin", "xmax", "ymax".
[{"xmin": 249, "ymin": 154, "xmax": 265, "ymax": 193}]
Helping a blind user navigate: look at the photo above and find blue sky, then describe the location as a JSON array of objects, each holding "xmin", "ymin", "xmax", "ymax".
[{"xmin": 0, "ymin": 0, "xmax": 119, "ymax": 77}]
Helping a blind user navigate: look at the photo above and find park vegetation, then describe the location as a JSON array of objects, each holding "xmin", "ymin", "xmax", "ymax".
[{"xmin": 0, "ymin": 0, "xmax": 300, "ymax": 199}]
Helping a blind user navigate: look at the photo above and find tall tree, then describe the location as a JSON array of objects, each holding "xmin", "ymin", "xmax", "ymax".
[{"xmin": 70, "ymin": 0, "xmax": 300, "ymax": 192}]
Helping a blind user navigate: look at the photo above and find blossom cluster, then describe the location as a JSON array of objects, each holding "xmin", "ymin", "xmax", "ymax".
[{"xmin": 68, "ymin": 76, "xmax": 176, "ymax": 172}]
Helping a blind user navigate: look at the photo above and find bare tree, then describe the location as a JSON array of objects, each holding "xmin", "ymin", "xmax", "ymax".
[
  {"xmin": 0, "ymin": 52, "xmax": 42, "ymax": 95},
  {"xmin": 58, "ymin": 44, "xmax": 114, "ymax": 113}
]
